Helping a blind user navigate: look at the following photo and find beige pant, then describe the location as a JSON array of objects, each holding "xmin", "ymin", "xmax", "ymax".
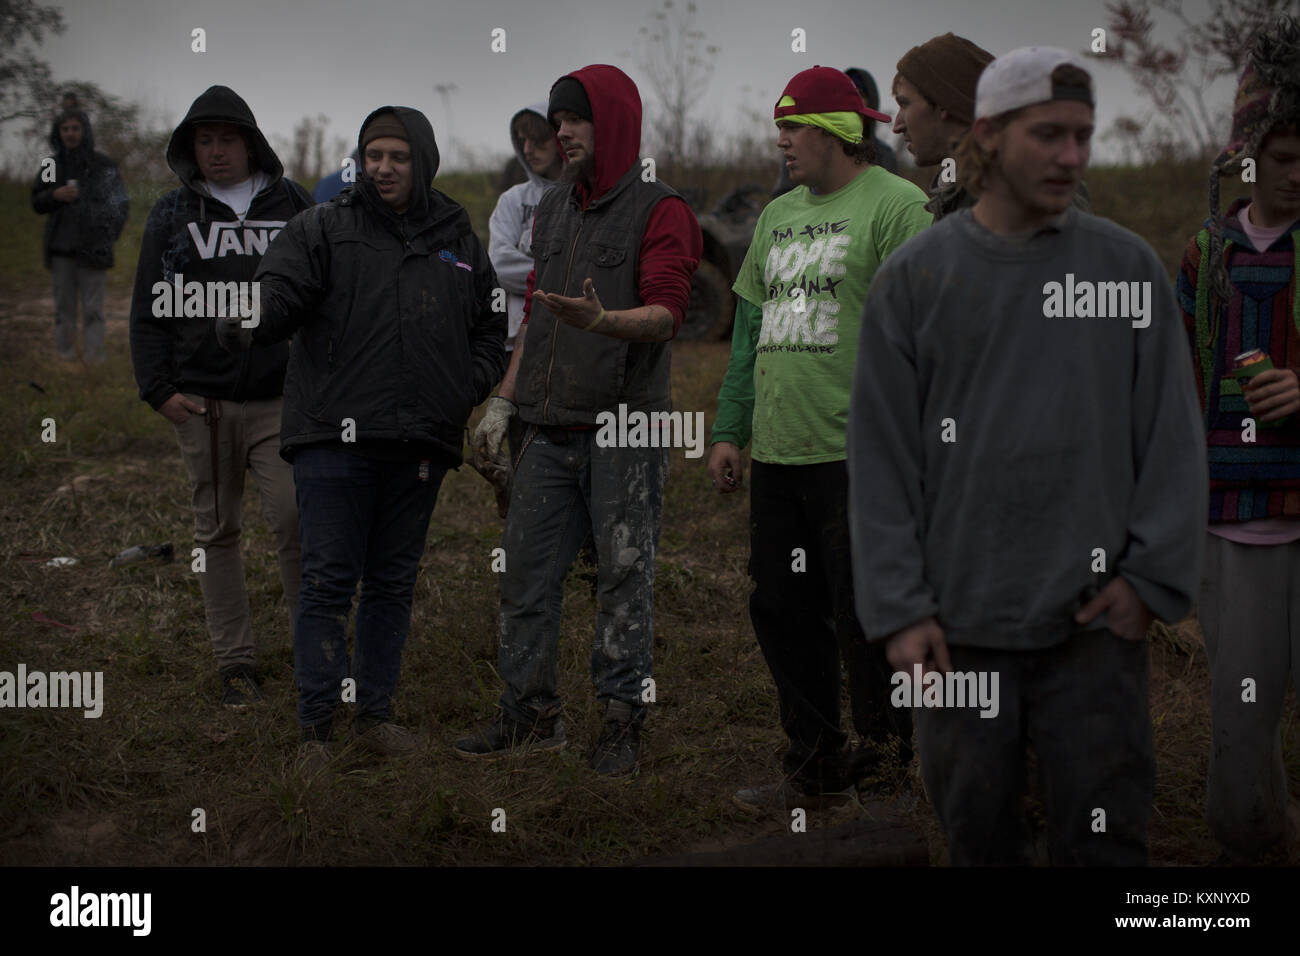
[{"xmin": 174, "ymin": 394, "xmax": 299, "ymax": 670}]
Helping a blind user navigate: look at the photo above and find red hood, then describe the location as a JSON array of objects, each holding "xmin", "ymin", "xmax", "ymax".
[{"xmin": 558, "ymin": 64, "xmax": 642, "ymax": 204}]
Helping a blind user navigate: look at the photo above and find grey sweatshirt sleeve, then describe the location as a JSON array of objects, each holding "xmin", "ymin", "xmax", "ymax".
[
  {"xmin": 488, "ymin": 193, "xmax": 535, "ymax": 296},
  {"xmin": 847, "ymin": 258, "xmax": 940, "ymax": 641},
  {"xmin": 1116, "ymin": 254, "xmax": 1208, "ymax": 623}
]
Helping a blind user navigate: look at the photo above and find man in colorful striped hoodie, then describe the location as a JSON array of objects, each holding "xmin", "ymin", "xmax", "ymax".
[{"xmin": 1178, "ymin": 16, "xmax": 1300, "ymax": 865}]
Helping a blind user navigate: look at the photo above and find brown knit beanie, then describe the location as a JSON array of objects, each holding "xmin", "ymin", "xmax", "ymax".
[
  {"xmin": 896, "ymin": 33, "xmax": 995, "ymax": 126},
  {"xmin": 360, "ymin": 113, "xmax": 408, "ymax": 149}
]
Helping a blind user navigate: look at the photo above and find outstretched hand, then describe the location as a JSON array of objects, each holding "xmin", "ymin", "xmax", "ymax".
[{"xmin": 533, "ymin": 277, "xmax": 604, "ymax": 330}]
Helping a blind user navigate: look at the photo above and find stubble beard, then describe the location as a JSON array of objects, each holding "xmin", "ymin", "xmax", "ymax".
[{"xmin": 561, "ymin": 154, "xmax": 594, "ymax": 186}]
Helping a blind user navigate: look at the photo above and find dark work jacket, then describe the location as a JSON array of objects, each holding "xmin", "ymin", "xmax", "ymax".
[
  {"xmin": 252, "ymin": 106, "xmax": 506, "ymax": 465},
  {"xmin": 31, "ymin": 111, "xmax": 129, "ymax": 269},
  {"xmin": 128, "ymin": 85, "xmax": 313, "ymax": 410}
]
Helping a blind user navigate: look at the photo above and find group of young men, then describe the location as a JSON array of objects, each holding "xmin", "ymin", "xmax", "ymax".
[{"xmin": 30, "ymin": 18, "xmax": 1300, "ymax": 865}]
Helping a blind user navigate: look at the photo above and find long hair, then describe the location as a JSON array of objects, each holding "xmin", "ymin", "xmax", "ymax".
[{"xmin": 954, "ymin": 113, "xmax": 1012, "ymax": 198}]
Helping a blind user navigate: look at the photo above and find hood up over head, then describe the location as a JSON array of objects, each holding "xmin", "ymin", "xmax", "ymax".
[
  {"xmin": 49, "ymin": 108, "xmax": 95, "ymax": 158},
  {"xmin": 509, "ymin": 100, "xmax": 563, "ymax": 188},
  {"xmin": 549, "ymin": 64, "xmax": 643, "ymax": 202},
  {"xmin": 354, "ymin": 105, "xmax": 441, "ymax": 223},
  {"xmin": 166, "ymin": 85, "xmax": 283, "ymax": 192}
]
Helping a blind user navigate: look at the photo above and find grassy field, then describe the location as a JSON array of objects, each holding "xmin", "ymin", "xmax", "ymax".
[{"xmin": 0, "ymin": 162, "xmax": 1293, "ymax": 867}]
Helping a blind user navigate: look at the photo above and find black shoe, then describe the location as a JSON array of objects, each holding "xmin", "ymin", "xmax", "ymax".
[
  {"xmin": 590, "ymin": 700, "xmax": 641, "ymax": 776},
  {"xmin": 219, "ymin": 664, "xmax": 263, "ymax": 711},
  {"xmin": 453, "ymin": 711, "xmax": 566, "ymax": 759}
]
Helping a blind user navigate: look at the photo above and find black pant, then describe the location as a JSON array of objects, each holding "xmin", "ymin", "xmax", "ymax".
[
  {"xmin": 914, "ymin": 632, "xmax": 1153, "ymax": 865},
  {"xmin": 748, "ymin": 459, "xmax": 912, "ymax": 791}
]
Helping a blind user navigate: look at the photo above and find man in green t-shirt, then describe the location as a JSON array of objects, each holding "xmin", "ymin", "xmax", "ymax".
[{"xmin": 708, "ymin": 66, "xmax": 932, "ymax": 811}]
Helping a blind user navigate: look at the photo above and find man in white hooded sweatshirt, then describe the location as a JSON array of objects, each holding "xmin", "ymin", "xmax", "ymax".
[
  {"xmin": 474, "ymin": 104, "xmax": 567, "ymax": 514},
  {"xmin": 489, "ymin": 103, "xmax": 565, "ymax": 353}
]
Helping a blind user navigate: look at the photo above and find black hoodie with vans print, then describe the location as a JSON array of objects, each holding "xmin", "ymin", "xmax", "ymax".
[{"xmin": 129, "ymin": 85, "xmax": 313, "ymax": 411}]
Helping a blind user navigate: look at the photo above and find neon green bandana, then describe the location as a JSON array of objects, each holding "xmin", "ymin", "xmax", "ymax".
[{"xmin": 774, "ymin": 107, "xmax": 864, "ymax": 144}]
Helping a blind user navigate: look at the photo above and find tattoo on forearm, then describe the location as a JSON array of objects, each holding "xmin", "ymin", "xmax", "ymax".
[{"xmin": 608, "ymin": 305, "xmax": 672, "ymax": 340}]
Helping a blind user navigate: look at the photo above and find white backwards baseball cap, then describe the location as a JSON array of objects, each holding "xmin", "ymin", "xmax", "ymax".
[{"xmin": 975, "ymin": 46, "xmax": 1095, "ymax": 120}]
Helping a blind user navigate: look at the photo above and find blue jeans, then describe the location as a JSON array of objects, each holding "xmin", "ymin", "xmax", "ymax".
[
  {"xmin": 498, "ymin": 425, "xmax": 666, "ymax": 723},
  {"xmin": 292, "ymin": 446, "xmax": 445, "ymax": 739}
]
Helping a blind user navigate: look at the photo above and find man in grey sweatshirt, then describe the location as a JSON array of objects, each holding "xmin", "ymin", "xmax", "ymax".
[{"xmin": 848, "ymin": 48, "xmax": 1207, "ymax": 865}]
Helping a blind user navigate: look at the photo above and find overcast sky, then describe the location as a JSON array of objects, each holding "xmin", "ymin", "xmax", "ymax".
[{"xmin": 21, "ymin": 0, "xmax": 1237, "ymax": 172}]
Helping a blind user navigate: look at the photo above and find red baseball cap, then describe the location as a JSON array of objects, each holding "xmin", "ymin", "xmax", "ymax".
[{"xmin": 774, "ymin": 66, "xmax": 891, "ymax": 123}]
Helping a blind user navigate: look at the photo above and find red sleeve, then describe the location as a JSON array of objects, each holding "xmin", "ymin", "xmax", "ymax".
[
  {"xmin": 522, "ymin": 267, "xmax": 535, "ymax": 325},
  {"xmin": 522, "ymin": 213, "xmax": 536, "ymax": 325},
  {"xmin": 637, "ymin": 197, "xmax": 703, "ymax": 338}
]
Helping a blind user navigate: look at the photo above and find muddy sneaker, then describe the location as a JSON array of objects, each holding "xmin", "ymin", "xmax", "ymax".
[
  {"xmin": 295, "ymin": 741, "xmax": 333, "ymax": 779},
  {"xmin": 353, "ymin": 721, "xmax": 420, "ymax": 758},
  {"xmin": 590, "ymin": 700, "xmax": 641, "ymax": 776},
  {"xmin": 219, "ymin": 664, "xmax": 263, "ymax": 711},
  {"xmin": 453, "ymin": 711, "xmax": 566, "ymax": 759},
  {"xmin": 731, "ymin": 780, "xmax": 854, "ymax": 816}
]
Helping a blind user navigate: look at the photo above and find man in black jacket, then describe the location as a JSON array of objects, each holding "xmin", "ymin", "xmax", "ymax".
[
  {"xmin": 129, "ymin": 86, "xmax": 313, "ymax": 711},
  {"xmin": 31, "ymin": 108, "xmax": 129, "ymax": 361},
  {"xmin": 233, "ymin": 106, "xmax": 505, "ymax": 771}
]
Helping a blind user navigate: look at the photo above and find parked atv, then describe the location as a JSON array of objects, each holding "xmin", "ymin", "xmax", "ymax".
[{"xmin": 679, "ymin": 184, "xmax": 769, "ymax": 341}]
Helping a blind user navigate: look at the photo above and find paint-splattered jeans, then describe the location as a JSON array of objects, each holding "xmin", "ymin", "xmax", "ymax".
[
  {"xmin": 292, "ymin": 446, "xmax": 445, "ymax": 740},
  {"xmin": 497, "ymin": 424, "xmax": 666, "ymax": 725}
]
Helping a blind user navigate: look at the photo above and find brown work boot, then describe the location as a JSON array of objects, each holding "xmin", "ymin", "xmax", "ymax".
[{"xmin": 353, "ymin": 721, "xmax": 420, "ymax": 758}]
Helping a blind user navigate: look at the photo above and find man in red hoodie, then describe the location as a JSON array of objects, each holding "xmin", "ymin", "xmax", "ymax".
[{"xmin": 458, "ymin": 64, "xmax": 702, "ymax": 775}]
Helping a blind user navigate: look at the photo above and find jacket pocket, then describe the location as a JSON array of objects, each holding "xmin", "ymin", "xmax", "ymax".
[
  {"xmin": 531, "ymin": 235, "xmax": 564, "ymax": 261},
  {"xmin": 587, "ymin": 241, "xmax": 627, "ymax": 270}
]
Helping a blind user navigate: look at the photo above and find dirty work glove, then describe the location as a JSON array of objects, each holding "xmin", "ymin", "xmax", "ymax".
[
  {"xmin": 215, "ymin": 313, "xmax": 254, "ymax": 352},
  {"xmin": 467, "ymin": 440, "xmax": 512, "ymax": 518},
  {"xmin": 473, "ymin": 396, "xmax": 516, "ymax": 466}
]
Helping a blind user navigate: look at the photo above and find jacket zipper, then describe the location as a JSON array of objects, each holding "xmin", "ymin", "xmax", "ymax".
[{"xmin": 543, "ymin": 212, "xmax": 584, "ymax": 422}]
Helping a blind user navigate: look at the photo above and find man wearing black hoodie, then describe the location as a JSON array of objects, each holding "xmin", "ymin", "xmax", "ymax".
[
  {"xmin": 229, "ymin": 107, "xmax": 505, "ymax": 771},
  {"xmin": 129, "ymin": 86, "xmax": 313, "ymax": 710},
  {"xmin": 31, "ymin": 108, "xmax": 129, "ymax": 361},
  {"xmin": 457, "ymin": 65, "xmax": 702, "ymax": 775}
]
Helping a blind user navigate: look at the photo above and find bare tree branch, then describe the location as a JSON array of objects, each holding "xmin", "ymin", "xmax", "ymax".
[
  {"xmin": 1097, "ymin": 0, "xmax": 1299, "ymax": 158},
  {"xmin": 635, "ymin": 0, "xmax": 720, "ymax": 166}
]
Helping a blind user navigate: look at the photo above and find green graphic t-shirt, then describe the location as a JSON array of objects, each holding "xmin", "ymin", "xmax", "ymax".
[{"xmin": 727, "ymin": 164, "xmax": 930, "ymax": 464}]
